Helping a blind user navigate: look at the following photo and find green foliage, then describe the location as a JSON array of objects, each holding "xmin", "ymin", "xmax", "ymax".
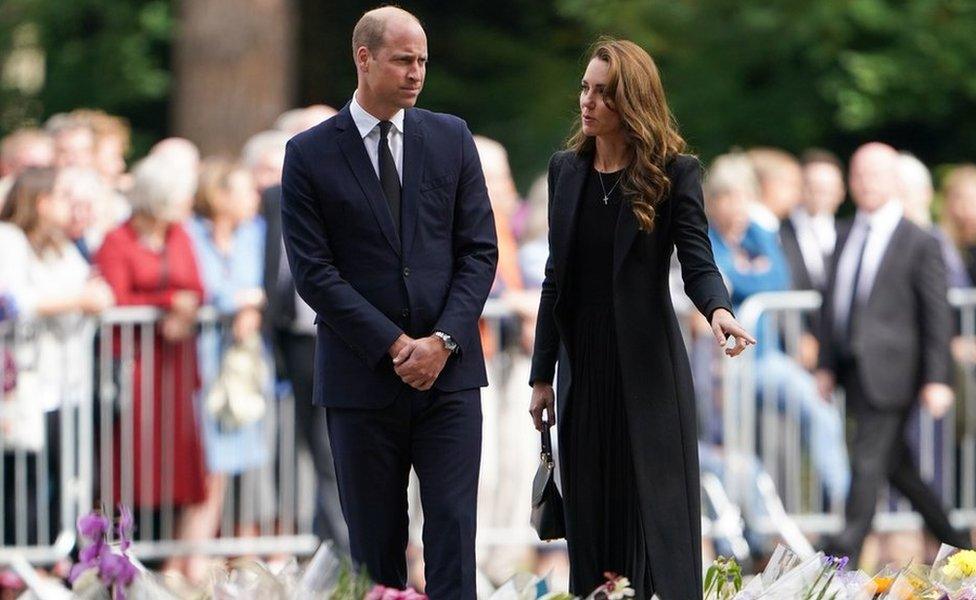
[
  {"xmin": 7, "ymin": 0, "xmax": 976, "ymax": 187},
  {"xmin": 329, "ymin": 557, "xmax": 373, "ymax": 600},
  {"xmin": 555, "ymin": 0, "xmax": 976, "ymax": 167},
  {"xmin": 703, "ymin": 556, "xmax": 743, "ymax": 600},
  {"xmin": 0, "ymin": 0, "xmax": 172, "ymax": 155}
]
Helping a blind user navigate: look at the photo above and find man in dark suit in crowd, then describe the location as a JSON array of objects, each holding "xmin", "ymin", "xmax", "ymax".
[
  {"xmin": 262, "ymin": 183, "xmax": 349, "ymax": 554},
  {"xmin": 280, "ymin": 6, "xmax": 497, "ymax": 598},
  {"xmin": 818, "ymin": 142, "xmax": 969, "ymax": 564},
  {"xmin": 780, "ymin": 150, "xmax": 845, "ymax": 294}
]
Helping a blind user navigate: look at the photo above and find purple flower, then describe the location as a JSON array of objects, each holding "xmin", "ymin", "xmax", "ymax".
[
  {"xmin": 79, "ymin": 539, "xmax": 106, "ymax": 564},
  {"xmin": 78, "ymin": 512, "xmax": 110, "ymax": 541},
  {"xmin": 68, "ymin": 562, "xmax": 92, "ymax": 584},
  {"xmin": 98, "ymin": 552, "xmax": 138, "ymax": 588}
]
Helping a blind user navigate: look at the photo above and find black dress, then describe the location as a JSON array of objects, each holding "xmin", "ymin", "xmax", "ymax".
[
  {"xmin": 533, "ymin": 152, "xmax": 733, "ymax": 599},
  {"xmin": 561, "ymin": 168, "xmax": 653, "ymax": 598}
]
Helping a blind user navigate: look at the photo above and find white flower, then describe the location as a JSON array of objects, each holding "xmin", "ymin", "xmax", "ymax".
[{"xmin": 606, "ymin": 577, "xmax": 636, "ymax": 600}]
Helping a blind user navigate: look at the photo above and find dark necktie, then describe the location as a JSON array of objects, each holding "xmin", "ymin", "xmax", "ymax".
[
  {"xmin": 844, "ymin": 223, "xmax": 872, "ymax": 338},
  {"xmin": 378, "ymin": 121, "xmax": 401, "ymax": 236}
]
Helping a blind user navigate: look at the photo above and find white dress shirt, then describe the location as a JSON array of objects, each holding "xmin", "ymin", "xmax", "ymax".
[
  {"xmin": 748, "ymin": 201, "xmax": 781, "ymax": 233},
  {"xmin": 833, "ymin": 199, "xmax": 904, "ymax": 331},
  {"xmin": 789, "ymin": 209, "xmax": 836, "ymax": 288},
  {"xmin": 350, "ymin": 92, "xmax": 404, "ymax": 182}
]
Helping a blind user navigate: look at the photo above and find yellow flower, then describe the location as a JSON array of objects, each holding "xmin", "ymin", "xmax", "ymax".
[
  {"xmin": 872, "ymin": 576, "xmax": 893, "ymax": 593},
  {"xmin": 943, "ymin": 549, "xmax": 976, "ymax": 579}
]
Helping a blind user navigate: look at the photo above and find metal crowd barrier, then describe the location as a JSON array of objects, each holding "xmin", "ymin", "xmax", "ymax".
[
  {"xmin": 722, "ymin": 288, "xmax": 976, "ymax": 538},
  {"xmin": 0, "ymin": 315, "xmax": 94, "ymax": 565},
  {"xmin": 1, "ymin": 306, "xmax": 318, "ymax": 566},
  {"xmin": 8, "ymin": 291, "xmax": 976, "ymax": 568}
]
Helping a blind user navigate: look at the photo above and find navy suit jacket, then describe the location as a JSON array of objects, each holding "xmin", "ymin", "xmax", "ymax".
[{"xmin": 280, "ymin": 104, "xmax": 498, "ymax": 408}]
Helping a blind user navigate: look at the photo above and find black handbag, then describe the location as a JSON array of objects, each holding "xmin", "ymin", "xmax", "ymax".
[{"xmin": 530, "ymin": 421, "xmax": 566, "ymax": 540}]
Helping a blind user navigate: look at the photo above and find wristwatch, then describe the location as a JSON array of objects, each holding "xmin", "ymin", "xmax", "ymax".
[{"xmin": 433, "ymin": 331, "xmax": 459, "ymax": 354}]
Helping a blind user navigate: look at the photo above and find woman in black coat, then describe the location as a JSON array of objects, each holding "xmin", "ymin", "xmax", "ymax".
[{"xmin": 529, "ymin": 39, "xmax": 755, "ymax": 600}]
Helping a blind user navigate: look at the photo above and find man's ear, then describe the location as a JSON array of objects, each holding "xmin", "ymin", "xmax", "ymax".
[{"xmin": 356, "ymin": 46, "xmax": 370, "ymax": 73}]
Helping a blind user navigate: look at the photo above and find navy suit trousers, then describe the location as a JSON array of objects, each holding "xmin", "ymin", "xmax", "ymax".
[{"xmin": 326, "ymin": 387, "xmax": 482, "ymax": 599}]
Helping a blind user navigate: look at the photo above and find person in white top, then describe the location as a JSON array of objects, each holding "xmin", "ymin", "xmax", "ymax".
[
  {"xmin": 0, "ymin": 168, "xmax": 113, "ymax": 324},
  {"xmin": 0, "ymin": 167, "xmax": 113, "ymax": 549}
]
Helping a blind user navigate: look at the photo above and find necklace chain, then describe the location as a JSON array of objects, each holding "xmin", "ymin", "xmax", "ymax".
[{"xmin": 596, "ymin": 169, "xmax": 622, "ymax": 205}]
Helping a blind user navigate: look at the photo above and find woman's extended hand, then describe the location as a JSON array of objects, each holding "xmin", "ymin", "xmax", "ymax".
[
  {"xmin": 529, "ymin": 382, "xmax": 556, "ymax": 431},
  {"xmin": 710, "ymin": 308, "xmax": 757, "ymax": 358}
]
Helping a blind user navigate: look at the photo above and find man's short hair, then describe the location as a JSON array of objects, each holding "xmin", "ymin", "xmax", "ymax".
[
  {"xmin": 0, "ymin": 128, "xmax": 51, "ymax": 163},
  {"xmin": 351, "ymin": 6, "xmax": 422, "ymax": 55},
  {"xmin": 71, "ymin": 108, "xmax": 131, "ymax": 152},
  {"xmin": 801, "ymin": 148, "xmax": 843, "ymax": 171},
  {"xmin": 44, "ymin": 112, "xmax": 91, "ymax": 137},
  {"xmin": 241, "ymin": 130, "xmax": 290, "ymax": 169},
  {"xmin": 747, "ymin": 147, "xmax": 800, "ymax": 183}
]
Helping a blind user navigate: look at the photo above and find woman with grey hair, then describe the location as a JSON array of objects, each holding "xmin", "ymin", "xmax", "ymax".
[{"xmin": 94, "ymin": 154, "xmax": 210, "ymax": 579}]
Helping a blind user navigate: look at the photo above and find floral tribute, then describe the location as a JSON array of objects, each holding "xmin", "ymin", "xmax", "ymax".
[{"xmin": 69, "ymin": 505, "xmax": 140, "ymax": 600}]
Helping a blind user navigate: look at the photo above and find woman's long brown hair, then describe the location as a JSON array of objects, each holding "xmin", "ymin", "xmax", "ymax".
[
  {"xmin": 567, "ymin": 39, "xmax": 686, "ymax": 232},
  {"xmin": 0, "ymin": 167, "xmax": 63, "ymax": 253}
]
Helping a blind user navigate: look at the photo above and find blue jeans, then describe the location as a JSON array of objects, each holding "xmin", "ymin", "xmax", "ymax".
[{"xmin": 756, "ymin": 350, "xmax": 851, "ymax": 501}]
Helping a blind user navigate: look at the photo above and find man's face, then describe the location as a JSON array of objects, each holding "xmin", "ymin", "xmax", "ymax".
[
  {"xmin": 95, "ymin": 136, "xmax": 126, "ymax": 183},
  {"xmin": 360, "ymin": 20, "xmax": 427, "ymax": 112},
  {"xmin": 4, "ymin": 139, "xmax": 54, "ymax": 176},
  {"xmin": 802, "ymin": 162, "xmax": 845, "ymax": 216},
  {"xmin": 252, "ymin": 149, "xmax": 285, "ymax": 192},
  {"xmin": 849, "ymin": 146, "xmax": 898, "ymax": 213},
  {"xmin": 54, "ymin": 128, "xmax": 95, "ymax": 169},
  {"xmin": 760, "ymin": 165, "xmax": 802, "ymax": 219}
]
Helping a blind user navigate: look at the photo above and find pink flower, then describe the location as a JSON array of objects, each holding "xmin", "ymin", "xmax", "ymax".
[{"xmin": 366, "ymin": 584, "xmax": 428, "ymax": 600}]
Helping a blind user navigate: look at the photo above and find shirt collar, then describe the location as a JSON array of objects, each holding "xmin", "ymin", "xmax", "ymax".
[
  {"xmin": 350, "ymin": 91, "xmax": 405, "ymax": 139},
  {"xmin": 748, "ymin": 201, "xmax": 781, "ymax": 232},
  {"xmin": 855, "ymin": 198, "xmax": 903, "ymax": 232}
]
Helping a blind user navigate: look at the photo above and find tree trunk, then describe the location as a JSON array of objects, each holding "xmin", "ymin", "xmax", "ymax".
[{"xmin": 172, "ymin": 0, "xmax": 295, "ymax": 156}]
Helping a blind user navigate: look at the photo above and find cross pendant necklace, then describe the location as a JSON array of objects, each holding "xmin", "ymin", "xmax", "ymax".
[{"xmin": 597, "ymin": 169, "xmax": 622, "ymax": 205}]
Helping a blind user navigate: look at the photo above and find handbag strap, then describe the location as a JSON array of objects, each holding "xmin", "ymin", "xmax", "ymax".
[{"xmin": 540, "ymin": 421, "xmax": 554, "ymax": 467}]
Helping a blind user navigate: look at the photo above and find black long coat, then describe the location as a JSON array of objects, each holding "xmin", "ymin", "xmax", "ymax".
[{"xmin": 530, "ymin": 150, "xmax": 733, "ymax": 600}]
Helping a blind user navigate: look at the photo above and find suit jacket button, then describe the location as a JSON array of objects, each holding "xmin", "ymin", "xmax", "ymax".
[
  {"xmin": 401, "ymin": 308, "xmax": 410, "ymax": 317},
  {"xmin": 403, "ymin": 267, "xmax": 410, "ymax": 277}
]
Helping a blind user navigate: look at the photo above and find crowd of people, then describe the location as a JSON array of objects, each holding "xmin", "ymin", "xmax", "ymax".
[{"xmin": 3, "ymin": 103, "xmax": 976, "ymax": 590}]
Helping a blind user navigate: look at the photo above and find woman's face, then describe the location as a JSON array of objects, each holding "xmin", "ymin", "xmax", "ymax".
[
  {"xmin": 579, "ymin": 58, "xmax": 623, "ymax": 138},
  {"xmin": 37, "ymin": 179, "xmax": 72, "ymax": 233},
  {"xmin": 709, "ymin": 190, "xmax": 751, "ymax": 243},
  {"xmin": 215, "ymin": 170, "xmax": 259, "ymax": 224}
]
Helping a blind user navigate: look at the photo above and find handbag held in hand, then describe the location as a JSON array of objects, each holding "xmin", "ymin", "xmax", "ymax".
[{"xmin": 530, "ymin": 420, "xmax": 565, "ymax": 541}]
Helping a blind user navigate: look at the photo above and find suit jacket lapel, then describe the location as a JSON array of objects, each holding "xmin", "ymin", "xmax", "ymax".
[
  {"xmin": 552, "ymin": 153, "xmax": 588, "ymax": 295},
  {"xmin": 335, "ymin": 108, "xmax": 401, "ymax": 256},
  {"xmin": 865, "ymin": 218, "xmax": 910, "ymax": 308},
  {"xmin": 401, "ymin": 110, "xmax": 425, "ymax": 258}
]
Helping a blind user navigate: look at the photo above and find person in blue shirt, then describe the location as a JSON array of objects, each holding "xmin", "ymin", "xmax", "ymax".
[
  {"xmin": 704, "ymin": 152, "xmax": 850, "ymax": 505},
  {"xmin": 185, "ymin": 159, "xmax": 273, "ymax": 582}
]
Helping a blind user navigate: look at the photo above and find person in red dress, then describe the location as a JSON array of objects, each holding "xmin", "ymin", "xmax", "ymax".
[{"xmin": 94, "ymin": 154, "xmax": 207, "ymax": 540}]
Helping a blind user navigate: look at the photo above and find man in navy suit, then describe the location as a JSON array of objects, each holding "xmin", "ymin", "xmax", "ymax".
[{"xmin": 280, "ymin": 6, "xmax": 497, "ymax": 598}]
